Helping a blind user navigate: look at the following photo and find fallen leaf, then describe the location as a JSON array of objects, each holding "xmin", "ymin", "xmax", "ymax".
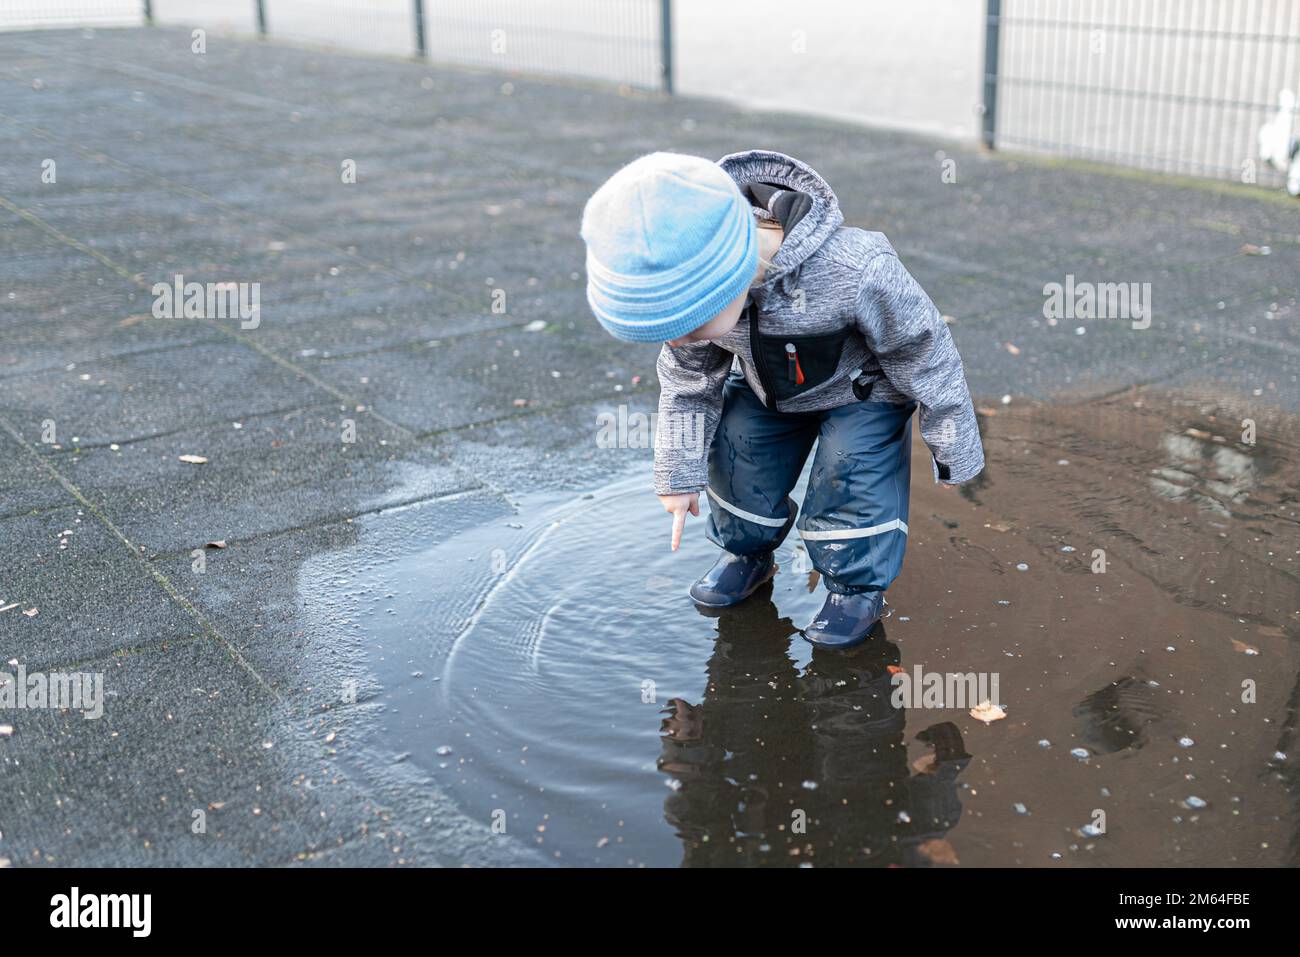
[
  {"xmin": 21, "ymin": 608, "xmax": 38, "ymax": 618},
  {"xmin": 117, "ymin": 313, "xmax": 152, "ymax": 328},
  {"xmin": 970, "ymin": 700, "xmax": 1006, "ymax": 723},
  {"xmin": 512, "ymin": 399, "xmax": 527, "ymax": 408},
  {"xmin": 1005, "ymin": 342, "xmax": 1021, "ymax": 356},
  {"xmin": 1230, "ymin": 638, "xmax": 1259, "ymax": 655},
  {"xmin": 205, "ymin": 540, "xmax": 227, "ymax": 549},
  {"xmin": 178, "ymin": 454, "xmax": 208, "ymax": 464},
  {"xmin": 976, "ymin": 407, "xmax": 998, "ymax": 417},
  {"xmin": 917, "ymin": 838, "xmax": 960, "ymax": 865},
  {"xmin": 887, "ymin": 664, "xmax": 906, "ymax": 676}
]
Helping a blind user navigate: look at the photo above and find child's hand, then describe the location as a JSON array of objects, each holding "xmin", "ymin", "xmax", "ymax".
[{"xmin": 658, "ymin": 492, "xmax": 700, "ymax": 551}]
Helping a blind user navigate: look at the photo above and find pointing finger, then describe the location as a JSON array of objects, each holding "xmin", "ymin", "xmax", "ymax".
[{"xmin": 671, "ymin": 507, "xmax": 687, "ymax": 551}]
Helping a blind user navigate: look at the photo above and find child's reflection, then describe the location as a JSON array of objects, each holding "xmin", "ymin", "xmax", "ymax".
[{"xmin": 659, "ymin": 584, "xmax": 971, "ymax": 867}]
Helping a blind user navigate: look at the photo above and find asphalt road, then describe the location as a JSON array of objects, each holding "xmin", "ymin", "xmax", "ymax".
[{"xmin": 0, "ymin": 25, "xmax": 1295, "ymax": 866}]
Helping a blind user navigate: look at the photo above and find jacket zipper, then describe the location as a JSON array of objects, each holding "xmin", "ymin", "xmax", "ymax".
[{"xmin": 747, "ymin": 298, "xmax": 780, "ymax": 411}]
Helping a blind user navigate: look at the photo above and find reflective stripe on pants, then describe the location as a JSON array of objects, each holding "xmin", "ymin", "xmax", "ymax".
[{"xmin": 704, "ymin": 374, "xmax": 914, "ymax": 593}]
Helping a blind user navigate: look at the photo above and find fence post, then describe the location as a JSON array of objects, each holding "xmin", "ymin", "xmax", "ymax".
[
  {"xmin": 660, "ymin": 0, "xmax": 674, "ymax": 95},
  {"xmin": 981, "ymin": 0, "xmax": 1001, "ymax": 149},
  {"xmin": 142, "ymin": 0, "xmax": 153, "ymax": 26},
  {"xmin": 255, "ymin": 0, "xmax": 267, "ymax": 37},
  {"xmin": 413, "ymin": 0, "xmax": 427, "ymax": 57}
]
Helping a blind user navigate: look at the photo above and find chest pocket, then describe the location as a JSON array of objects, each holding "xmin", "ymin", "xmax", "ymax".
[{"xmin": 754, "ymin": 327, "xmax": 851, "ymax": 404}]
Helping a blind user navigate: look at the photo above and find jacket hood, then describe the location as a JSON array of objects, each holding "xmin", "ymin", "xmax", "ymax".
[{"xmin": 717, "ymin": 149, "xmax": 845, "ymax": 296}]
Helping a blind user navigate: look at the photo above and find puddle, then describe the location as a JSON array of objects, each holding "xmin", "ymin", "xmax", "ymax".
[{"xmin": 301, "ymin": 387, "xmax": 1300, "ymax": 866}]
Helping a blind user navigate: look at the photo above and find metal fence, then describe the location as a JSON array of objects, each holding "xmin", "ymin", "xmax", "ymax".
[
  {"xmin": 6, "ymin": 2, "xmax": 1299, "ymax": 189},
  {"xmin": 984, "ymin": 0, "xmax": 1300, "ymax": 188},
  {"xmin": 2, "ymin": 1, "xmax": 671, "ymax": 91},
  {"xmin": 0, "ymin": 1, "xmax": 140, "ymax": 27}
]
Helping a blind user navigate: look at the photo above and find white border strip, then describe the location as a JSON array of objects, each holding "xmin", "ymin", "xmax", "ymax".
[
  {"xmin": 705, "ymin": 487, "xmax": 789, "ymax": 528},
  {"xmin": 798, "ymin": 519, "xmax": 908, "ymax": 541}
]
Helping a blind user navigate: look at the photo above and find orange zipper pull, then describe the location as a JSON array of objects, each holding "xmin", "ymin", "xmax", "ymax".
[{"xmin": 785, "ymin": 342, "xmax": 805, "ymax": 385}]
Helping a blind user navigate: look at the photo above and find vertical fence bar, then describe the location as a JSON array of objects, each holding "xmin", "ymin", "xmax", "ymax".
[
  {"xmin": 982, "ymin": 0, "xmax": 1001, "ymax": 149},
  {"xmin": 660, "ymin": 0, "xmax": 674, "ymax": 94},
  {"xmin": 413, "ymin": 0, "xmax": 427, "ymax": 57},
  {"xmin": 255, "ymin": 0, "xmax": 267, "ymax": 37},
  {"xmin": 143, "ymin": 0, "xmax": 153, "ymax": 26}
]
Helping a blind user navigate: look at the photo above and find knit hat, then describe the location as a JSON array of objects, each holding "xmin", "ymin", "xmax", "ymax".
[{"xmin": 580, "ymin": 151, "xmax": 758, "ymax": 343}]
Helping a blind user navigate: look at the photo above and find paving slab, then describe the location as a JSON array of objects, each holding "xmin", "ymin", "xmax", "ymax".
[{"xmin": 0, "ymin": 23, "xmax": 1293, "ymax": 866}]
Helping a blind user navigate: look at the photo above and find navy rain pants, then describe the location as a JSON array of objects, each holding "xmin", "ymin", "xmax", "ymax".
[{"xmin": 704, "ymin": 372, "xmax": 916, "ymax": 595}]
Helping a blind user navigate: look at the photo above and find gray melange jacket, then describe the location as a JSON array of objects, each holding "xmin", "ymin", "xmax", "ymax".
[{"xmin": 652, "ymin": 149, "xmax": 985, "ymax": 496}]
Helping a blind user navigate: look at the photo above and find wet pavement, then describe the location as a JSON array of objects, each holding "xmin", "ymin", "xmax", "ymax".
[
  {"xmin": 306, "ymin": 387, "xmax": 1300, "ymax": 866},
  {"xmin": 0, "ymin": 26, "xmax": 1296, "ymax": 866}
]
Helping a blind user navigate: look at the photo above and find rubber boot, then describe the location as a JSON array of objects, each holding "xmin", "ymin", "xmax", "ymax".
[
  {"xmin": 688, "ymin": 551, "xmax": 777, "ymax": 608},
  {"xmin": 802, "ymin": 590, "xmax": 885, "ymax": 649}
]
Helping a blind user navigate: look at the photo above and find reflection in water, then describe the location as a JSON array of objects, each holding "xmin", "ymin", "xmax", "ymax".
[
  {"xmin": 1150, "ymin": 430, "xmax": 1258, "ymax": 516},
  {"xmin": 300, "ymin": 386, "xmax": 1300, "ymax": 866},
  {"xmin": 661, "ymin": 586, "xmax": 969, "ymax": 867}
]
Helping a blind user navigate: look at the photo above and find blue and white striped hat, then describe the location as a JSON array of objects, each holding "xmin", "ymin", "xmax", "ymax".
[{"xmin": 580, "ymin": 151, "xmax": 758, "ymax": 343}]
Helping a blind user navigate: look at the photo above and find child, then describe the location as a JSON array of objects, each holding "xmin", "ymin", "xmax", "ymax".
[{"xmin": 580, "ymin": 149, "xmax": 984, "ymax": 648}]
